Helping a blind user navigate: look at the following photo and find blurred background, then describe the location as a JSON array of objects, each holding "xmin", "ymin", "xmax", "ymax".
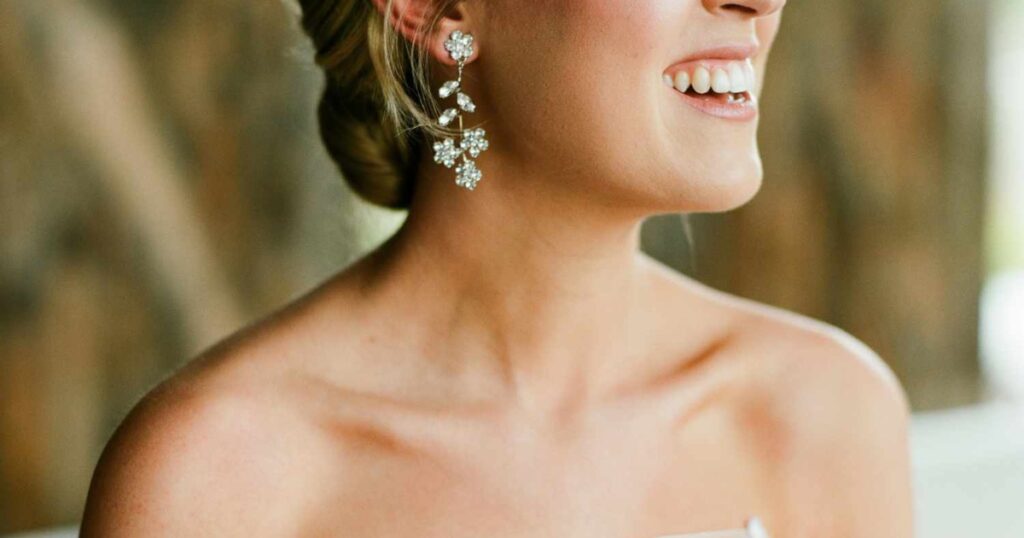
[{"xmin": 0, "ymin": 0, "xmax": 1021, "ymax": 536}]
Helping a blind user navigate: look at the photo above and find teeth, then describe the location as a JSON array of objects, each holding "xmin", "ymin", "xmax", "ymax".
[
  {"xmin": 673, "ymin": 70, "xmax": 690, "ymax": 92},
  {"xmin": 710, "ymin": 68, "xmax": 731, "ymax": 93},
  {"xmin": 727, "ymin": 63, "xmax": 748, "ymax": 93},
  {"xmin": 665, "ymin": 60, "xmax": 755, "ymax": 96},
  {"xmin": 691, "ymin": 66, "xmax": 711, "ymax": 94}
]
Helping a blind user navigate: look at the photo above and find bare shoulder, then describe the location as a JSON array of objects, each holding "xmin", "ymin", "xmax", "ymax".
[
  {"xmin": 723, "ymin": 298, "xmax": 914, "ymax": 536},
  {"xmin": 643, "ymin": 256, "xmax": 909, "ymax": 413},
  {"xmin": 79, "ymin": 305, "xmax": 345, "ymax": 537},
  {"xmin": 79, "ymin": 263, "xmax": 410, "ymax": 536},
  {"xmin": 734, "ymin": 301, "xmax": 910, "ymax": 417}
]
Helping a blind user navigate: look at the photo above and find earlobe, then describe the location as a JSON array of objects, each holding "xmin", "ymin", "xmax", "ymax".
[{"xmin": 431, "ymin": 4, "xmax": 475, "ymax": 64}]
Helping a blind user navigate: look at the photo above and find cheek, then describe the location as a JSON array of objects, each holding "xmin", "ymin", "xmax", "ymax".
[
  {"xmin": 754, "ymin": 14, "xmax": 783, "ymax": 71},
  {"xmin": 482, "ymin": 1, "xmax": 668, "ymax": 179},
  {"xmin": 757, "ymin": 13, "xmax": 783, "ymax": 46}
]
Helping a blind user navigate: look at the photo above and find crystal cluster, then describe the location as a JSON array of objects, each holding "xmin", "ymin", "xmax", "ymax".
[
  {"xmin": 460, "ymin": 128, "xmax": 488, "ymax": 158},
  {"xmin": 438, "ymin": 108, "xmax": 458, "ymax": 127},
  {"xmin": 438, "ymin": 80, "xmax": 460, "ymax": 99},
  {"xmin": 431, "ymin": 30, "xmax": 489, "ymax": 190},
  {"xmin": 456, "ymin": 92, "xmax": 475, "ymax": 112},
  {"xmin": 432, "ymin": 138, "xmax": 462, "ymax": 168},
  {"xmin": 455, "ymin": 160, "xmax": 482, "ymax": 190}
]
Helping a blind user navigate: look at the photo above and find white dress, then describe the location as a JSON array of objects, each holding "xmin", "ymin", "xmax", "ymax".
[{"xmin": 656, "ymin": 516, "xmax": 770, "ymax": 538}]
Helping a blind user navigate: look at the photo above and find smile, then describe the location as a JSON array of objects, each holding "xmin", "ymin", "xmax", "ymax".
[{"xmin": 662, "ymin": 59, "xmax": 759, "ymax": 121}]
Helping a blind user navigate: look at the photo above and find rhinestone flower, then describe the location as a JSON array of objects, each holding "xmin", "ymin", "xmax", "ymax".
[
  {"xmin": 444, "ymin": 30, "xmax": 474, "ymax": 62},
  {"xmin": 455, "ymin": 160, "xmax": 482, "ymax": 190},
  {"xmin": 432, "ymin": 138, "xmax": 463, "ymax": 168},
  {"xmin": 459, "ymin": 127, "xmax": 489, "ymax": 158}
]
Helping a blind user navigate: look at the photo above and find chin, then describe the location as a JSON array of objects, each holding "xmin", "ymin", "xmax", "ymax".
[
  {"xmin": 711, "ymin": 172, "xmax": 763, "ymax": 212},
  {"xmin": 672, "ymin": 158, "xmax": 764, "ymax": 213},
  {"xmin": 640, "ymin": 125, "xmax": 765, "ymax": 213}
]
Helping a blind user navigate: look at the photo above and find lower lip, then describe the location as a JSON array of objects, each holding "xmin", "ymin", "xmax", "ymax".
[{"xmin": 673, "ymin": 89, "xmax": 758, "ymax": 121}]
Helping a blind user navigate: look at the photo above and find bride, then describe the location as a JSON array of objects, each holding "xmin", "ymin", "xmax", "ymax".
[{"xmin": 80, "ymin": 0, "xmax": 914, "ymax": 536}]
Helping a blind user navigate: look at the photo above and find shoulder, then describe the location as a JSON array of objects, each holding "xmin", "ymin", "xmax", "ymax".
[
  {"xmin": 79, "ymin": 275, "xmax": 398, "ymax": 537},
  {"xmin": 80, "ymin": 342, "xmax": 325, "ymax": 536},
  {"xmin": 646, "ymin": 259, "xmax": 909, "ymax": 416},
  {"xmin": 727, "ymin": 302, "xmax": 914, "ymax": 536},
  {"xmin": 641, "ymin": 259, "xmax": 913, "ymax": 534},
  {"xmin": 737, "ymin": 306, "xmax": 910, "ymax": 420}
]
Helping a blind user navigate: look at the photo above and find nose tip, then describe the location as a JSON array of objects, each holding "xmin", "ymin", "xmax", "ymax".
[{"xmin": 703, "ymin": 0, "xmax": 786, "ymax": 18}]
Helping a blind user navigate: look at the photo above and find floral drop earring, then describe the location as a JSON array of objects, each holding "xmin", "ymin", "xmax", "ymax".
[{"xmin": 431, "ymin": 30, "xmax": 489, "ymax": 190}]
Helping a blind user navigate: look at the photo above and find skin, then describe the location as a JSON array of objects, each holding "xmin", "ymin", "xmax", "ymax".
[{"xmin": 81, "ymin": 0, "xmax": 915, "ymax": 536}]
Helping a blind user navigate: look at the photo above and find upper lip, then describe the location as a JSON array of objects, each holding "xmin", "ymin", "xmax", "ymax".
[{"xmin": 675, "ymin": 42, "xmax": 759, "ymax": 63}]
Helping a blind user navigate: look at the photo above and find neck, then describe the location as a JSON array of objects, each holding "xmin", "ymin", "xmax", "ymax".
[{"xmin": 357, "ymin": 148, "xmax": 663, "ymax": 414}]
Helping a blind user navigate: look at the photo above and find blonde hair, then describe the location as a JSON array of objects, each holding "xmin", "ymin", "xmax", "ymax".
[{"xmin": 297, "ymin": 0, "xmax": 458, "ymax": 209}]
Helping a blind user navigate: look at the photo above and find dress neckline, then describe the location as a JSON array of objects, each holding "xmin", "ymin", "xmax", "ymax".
[{"xmin": 654, "ymin": 516, "xmax": 769, "ymax": 538}]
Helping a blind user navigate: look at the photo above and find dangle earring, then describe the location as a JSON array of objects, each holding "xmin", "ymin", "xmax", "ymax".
[{"xmin": 431, "ymin": 30, "xmax": 489, "ymax": 190}]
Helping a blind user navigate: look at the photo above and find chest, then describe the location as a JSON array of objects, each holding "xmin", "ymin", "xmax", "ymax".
[{"xmin": 301, "ymin": 412, "xmax": 772, "ymax": 537}]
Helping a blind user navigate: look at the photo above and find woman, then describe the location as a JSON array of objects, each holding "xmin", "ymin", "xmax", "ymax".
[{"xmin": 81, "ymin": 0, "xmax": 914, "ymax": 536}]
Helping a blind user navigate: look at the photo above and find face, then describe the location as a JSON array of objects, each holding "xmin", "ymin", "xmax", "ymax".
[{"xmin": 427, "ymin": 0, "xmax": 786, "ymax": 214}]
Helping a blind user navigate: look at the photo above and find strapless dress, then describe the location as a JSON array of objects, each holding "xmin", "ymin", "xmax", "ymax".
[{"xmin": 655, "ymin": 516, "xmax": 769, "ymax": 538}]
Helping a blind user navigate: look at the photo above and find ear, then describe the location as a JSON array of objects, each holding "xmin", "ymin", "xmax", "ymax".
[{"xmin": 370, "ymin": 0, "xmax": 476, "ymax": 66}]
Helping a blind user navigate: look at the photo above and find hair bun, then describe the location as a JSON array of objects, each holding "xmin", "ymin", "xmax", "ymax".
[
  {"xmin": 297, "ymin": 0, "xmax": 449, "ymax": 210},
  {"xmin": 316, "ymin": 77, "xmax": 416, "ymax": 208}
]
